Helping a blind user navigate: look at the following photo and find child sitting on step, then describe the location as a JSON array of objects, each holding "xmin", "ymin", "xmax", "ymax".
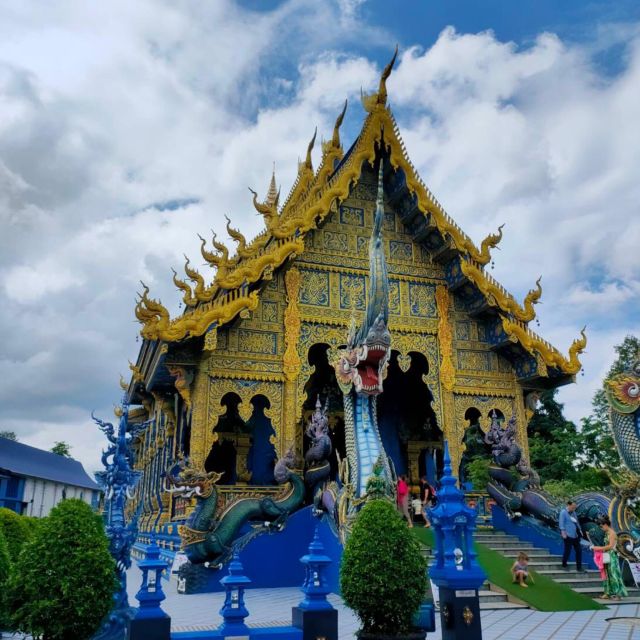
[{"xmin": 511, "ymin": 552, "xmax": 534, "ymax": 588}]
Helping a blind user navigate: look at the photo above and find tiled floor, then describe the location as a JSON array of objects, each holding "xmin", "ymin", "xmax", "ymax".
[{"xmin": 125, "ymin": 565, "xmax": 640, "ymax": 639}]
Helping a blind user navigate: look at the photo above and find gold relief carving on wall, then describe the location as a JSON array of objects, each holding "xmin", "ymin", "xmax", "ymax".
[
  {"xmin": 436, "ymin": 285, "xmax": 456, "ymax": 392},
  {"xmin": 283, "ymin": 268, "xmax": 302, "ymax": 382},
  {"xmin": 323, "ymin": 231, "xmax": 349, "ymax": 252},
  {"xmin": 457, "ymin": 350, "xmax": 492, "ymax": 373},
  {"xmin": 389, "ymin": 279, "xmax": 401, "ymax": 316},
  {"xmin": 237, "ymin": 329, "xmax": 278, "ymax": 355},
  {"xmin": 409, "ymin": 283, "xmax": 437, "ymax": 317},
  {"xmin": 299, "ymin": 269, "xmax": 330, "ymax": 306}
]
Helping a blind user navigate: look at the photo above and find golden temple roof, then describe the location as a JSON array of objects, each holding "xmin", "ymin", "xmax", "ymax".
[{"xmin": 134, "ymin": 49, "xmax": 585, "ymax": 378}]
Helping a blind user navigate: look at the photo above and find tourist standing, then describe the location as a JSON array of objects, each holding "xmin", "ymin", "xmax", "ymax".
[
  {"xmin": 559, "ymin": 500, "xmax": 584, "ymax": 572},
  {"xmin": 397, "ymin": 475, "xmax": 412, "ymax": 528},
  {"xmin": 591, "ymin": 515, "xmax": 627, "ymax": 600}
]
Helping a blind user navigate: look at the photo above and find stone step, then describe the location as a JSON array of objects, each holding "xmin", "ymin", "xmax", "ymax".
[
  {"xmin": 575, "ymin": 586, "xmax": 640, "ymax": 595},
  {"xmin": 480, "ymin": 601, "xmax": 528, "ymax": 610},
  {"xmin": 535, "ymin": 569, "xmax": 599, "ymax": 579},
  {"xmin": 553, "ymin": 577, "xmax": 607, "ymax": 589},
  {"xmin": 478, "ymin": 589, "xmax": 511, "ymax": 603}
]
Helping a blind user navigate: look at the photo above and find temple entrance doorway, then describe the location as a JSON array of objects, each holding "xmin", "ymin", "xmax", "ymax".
[
  {"xmin": 301, "ymin": 343, "xmax": 345, "ymax": 480},
  {"xmin": 377, "ymin": 351, "xmax": 442, "ymax": 486},
  {"xmin": 204, "ymin": 393, "xmax": 277, "ymax": 485}
]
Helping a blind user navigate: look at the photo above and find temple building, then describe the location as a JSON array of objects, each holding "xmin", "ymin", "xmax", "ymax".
[{"xmin": 124, "ymin": 57, "xmax": 585, "ymax": 535}]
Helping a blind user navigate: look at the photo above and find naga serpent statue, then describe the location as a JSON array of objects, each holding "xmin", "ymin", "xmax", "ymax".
[
  {"xmin": 320, "ymin": 160, "xmax": 395, "ymax": 538},
  {"xmin": 607, "ymin": 355, "xmax": 640, "ymax": 475},
  {"xmin": 167, "ymin": 447, "xmax": 304, "ymax": 565},
  {"xmin": 486, "ymin": 404, "xmax": 640, "ymax": 560}
]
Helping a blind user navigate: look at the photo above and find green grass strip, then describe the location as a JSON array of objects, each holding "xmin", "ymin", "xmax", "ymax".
[{"xmin": 412, "ymin": 528, "xmax": 604, "ymax": 612}]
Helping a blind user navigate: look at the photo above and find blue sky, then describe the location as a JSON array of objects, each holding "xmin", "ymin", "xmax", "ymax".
[{"xmin": 0, "ymin": 1, "xmax": 638, "ymax": 472}]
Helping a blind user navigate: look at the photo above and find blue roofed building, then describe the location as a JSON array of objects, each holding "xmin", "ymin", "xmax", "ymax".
[{"xmin": 0, "ymin": 438, "xmax": 101, "ymax": 516}]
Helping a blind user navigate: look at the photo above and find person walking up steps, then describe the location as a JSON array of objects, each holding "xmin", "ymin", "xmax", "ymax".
[
  {"xmin": 397, "ymin": 475, "xmax": 412, "ymax": 527},
  {"xmin": 559, "ymin": 500, "xmax": 584, "ymax": 572}
]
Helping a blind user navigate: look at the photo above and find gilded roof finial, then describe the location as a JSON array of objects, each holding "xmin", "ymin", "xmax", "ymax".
[
  {"xmin": 479, "ymin": 223, "xmax": 505, "ymax": 264},
  {"xmin": 171, "ymin": 267, "xmax": 197, "ymax": 307},
  {"xmin": 225, "ymin": 214, "xmax": 247, "ymax": 254},
  {"xmin": 522, "ymin": 276, "xmax": 543, "ymax": 320},
  {"xmin": 119, "ymin": 374, "xmax": 128, "ymax": 391},
  {"xmin": 265, "ymin": 164, "xmax": 279, "ymax": 209},
  {"xmin": 302, "ymin": 127, "xmax": 317, "ymax": 172},
  {"xmin": 362, "ymin": 45, "xmax": 398, "ymax": 112},
  {"xmin": 332, "ymin": 99, "xmax": 348, "ymax": 149},
  {"xmin": 249, "ymin": 187, "xmax": 279, "ymax": 231}
]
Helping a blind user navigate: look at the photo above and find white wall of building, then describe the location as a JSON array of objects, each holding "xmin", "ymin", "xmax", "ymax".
[{"xmin": 23, "ymin": 477, "xmax": 98, "ymax": 517}]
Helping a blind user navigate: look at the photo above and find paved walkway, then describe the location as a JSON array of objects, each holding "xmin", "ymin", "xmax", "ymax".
[{"xmin": 125, "ymin": 565, "xmax": 640, "ymax": 639}]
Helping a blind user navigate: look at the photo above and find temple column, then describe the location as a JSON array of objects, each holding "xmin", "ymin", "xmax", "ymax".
[
  {"xmin": 435, "ymin": 285, "xmax": 462, "ymax": 479},
  {"xmin": 188, "ymin": 359, "xmax": 210, "ymax": 469},
  {"xmin": 282, "ymin": 268, "xmax": 302, "ymax": 457}
]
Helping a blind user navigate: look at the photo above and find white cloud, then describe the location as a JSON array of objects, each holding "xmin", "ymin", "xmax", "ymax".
[{"xmin": 0, "ymin": 5, "xmax": 637, "ymax": 472}]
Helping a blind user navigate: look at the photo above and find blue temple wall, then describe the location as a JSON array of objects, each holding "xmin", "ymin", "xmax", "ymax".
[{"xmin": 164, "ymin": 506, "xmax": 343, "ymax": 594}]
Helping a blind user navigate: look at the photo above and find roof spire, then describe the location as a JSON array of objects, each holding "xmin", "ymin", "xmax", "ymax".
[
  {"xmin": 264, "ymin": 163, "xmax": 279, "ymax": 208},
  {"xmin": 361, "ymin": 45, "xmax": 399, "ymax": 113}
]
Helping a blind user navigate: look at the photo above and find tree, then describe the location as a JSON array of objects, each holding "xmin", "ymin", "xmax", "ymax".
[
  {"xmin": 0, "ymin": 508, "xmax": 32, "ymax": 564},
  {"xmin": 0, "ymin": 431, "xmax": 17, "ymax": 441},
  {"xmin": 580, "ymin": 335, "xmax": 639, "ymax": 473},
  {"xmin": 50, "ymin": 441, "xmax": 72, "ymax": 457},
  {"xmin": 341, "ymin": 500, "xmax": 427, "ymax": 636},
  {"xmin": 527, "ymin": 390, "xmax": 582, "ymax": 484},
  {"xmin": 7, "ymin": 499, "xmax": 117, "ymax": 640},
  {"xmin": 0, "ymin": 530, "xmax": 10, "ymax": 630}
]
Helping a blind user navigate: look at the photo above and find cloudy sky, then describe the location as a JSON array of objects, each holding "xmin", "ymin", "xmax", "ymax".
[{"xmin": 1, "ymin": 0, "xmax": 639, "ymax": 474}]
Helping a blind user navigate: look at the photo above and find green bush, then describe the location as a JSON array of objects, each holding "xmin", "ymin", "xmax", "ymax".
[
  {"xmin": 7, "ymin": 499, "xmax": 117, "ymax": 640},
  {"xmin": 341, "ymin": 499, "xmax": 427, "ymax": 635},
  {"xmin": 0, "ymin": 530, "xmax": 10, "ymax": 630},
  {"xmin": 0, "ymin": 508, "xmax": 32, "ymax": 563},
  {"xmin": 466, "ymin": 457, "xmax": 491, "ymax": 490}
]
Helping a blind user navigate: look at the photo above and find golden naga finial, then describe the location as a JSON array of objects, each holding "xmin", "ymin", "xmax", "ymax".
[
  {"xmin": 171, "ymin": 267, "xmax": 197, "ymax": 307},
  {"xmin": 184, "ymin": 253, "xmax": 217, "ymax": 302},
  {"xmin": 119, "ymin": 374, "xmax": 128, "ymax": 391},
  {"xmin": 302, "ymin": 127, "xmax": 317, "ymax": 172},
  {"xmin": 478, "ymin": 223, "xmax": 505, "ymax": 265},
  {"xmin": 322, "ymin": 100, "xmax": 348, "ymax": 159},
  {"xmin": 332, "ymin": 99, "xmax": 348, "ymax": 149},
  {"xmin": 568, "ymin": 327, "xmax": 588, "ymax": 370},
  {"xmin": 134, "ymin": 281, "xmax": 171, "ymax": 339},
  {"xmin": 128, "ymin": 360, "xmax": 144, "ymax": 383},
  {"xmin": 225, "ymin": 214, "xmax": 248, "ymax": 256},
  {"xmin": 249, "ymin": 187, "xmax": 279, "ymax": 231},
  {"xmin": 198, "ymin": 232, "xmax": 231, "ymax": 279},
  {"xmin": 362, "ymin": 45, "xmax": 398, "ymax": 113},
  {"xmin": 522, "ymin": 276, "xmax": 543, "ymax": 318}
]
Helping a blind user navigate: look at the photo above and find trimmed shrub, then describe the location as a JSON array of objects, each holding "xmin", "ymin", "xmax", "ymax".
[
  {"xmin": 341, "ymin": 499, "xmax": 427, "ymax": 635},
  {"xmin": 0, "ymin": 530, "xmax": 10, "ymax": 630},
  {"xmin": 7, "ymin": 499, "xmax": 117, "ymax": 640},
  {"xmin": 0, "ymin": 508, "xmax": 31, "ymax": 563}
]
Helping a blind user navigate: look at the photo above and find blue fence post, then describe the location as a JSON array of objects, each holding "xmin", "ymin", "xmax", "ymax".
[
  {"xmin": 128, "ymin": 536, "xmax": 171, "ymax": 640},
  {"xmin": 292, "ymin": 525, "xmax": 338, "ymax": 640},
  {"xmin": 218, "ymin": 550, "xmax": 252, "ymax": 636}
]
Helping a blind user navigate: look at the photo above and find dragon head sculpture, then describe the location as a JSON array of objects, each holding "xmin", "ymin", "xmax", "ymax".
[
  {"xmin": 334, "ymin": 161, "xmax": 391, "ymax": 396},
  {"xmin": 165, "ymin": 457, "xmax": 223, "ymax": 499},
  {"xmin": 335, "ymin": 314, "xmax": 391, "ymax": 395},
  {"xmin": 607, "ymin": 357, "xmax": 640, "ymax": 414}
]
